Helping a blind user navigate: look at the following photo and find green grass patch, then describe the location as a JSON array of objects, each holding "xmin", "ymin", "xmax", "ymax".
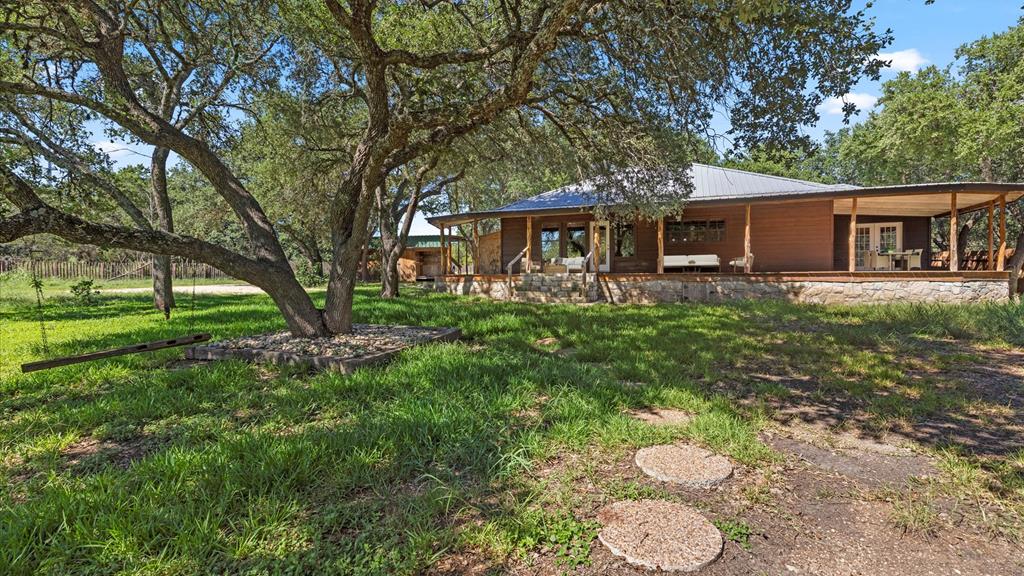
[{"xmin": 0, "ymin": 278, "xmax": 1021, "ymax": 574}]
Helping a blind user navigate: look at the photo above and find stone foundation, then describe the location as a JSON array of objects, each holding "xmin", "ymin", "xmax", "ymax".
[{"xmin": 436, "ymin": 273, "xmax": 1010, "ymax": 305}]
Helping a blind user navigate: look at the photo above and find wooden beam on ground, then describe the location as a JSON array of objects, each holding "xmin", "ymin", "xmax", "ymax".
[
  {"xmin": 21, "ymin": 334, "xmax": 211, "ymax": 373},
  {"xmin": 656, "ymin": 218, "xmax": 665, "ymax": 274},
  {"xmin": 988, "ymin": 200, "xmax": 995, "ymax": 271},
  {"xmin": 525, "ymin": 217, "xmax": 533, "ymax": 273},
  {"xmin": 950, "ymin": 193, "xmax": 958, "ymax": 272},
  {"xmin": 998, "ymin": 193, "xmax": 1007, "ymax": 271},
  {"xmin": 848, "ymin": 198, "xmax": 858, "ymax": 272},
  {"xmin": 744, "ymin": 204, "xmax": 752, "ymax": 273}
]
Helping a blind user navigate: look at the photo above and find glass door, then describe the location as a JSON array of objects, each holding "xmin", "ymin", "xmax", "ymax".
[
  {"xmin": 855, "ymin": 223, "xmax": 903, "ymax": 270},
  {"xmin": 590, "ymin": 221, "xmax": 610, "ymax": 272},
  {"xmin": 855, "ymin": 225, "xmax": 872, "ymax": 270}
]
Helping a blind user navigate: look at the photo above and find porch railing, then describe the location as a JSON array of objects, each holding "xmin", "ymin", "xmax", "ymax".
[
  {"xmin": 506, "ymin": 247, "xmax": 528, "ymax": 300},
  {"xmin": 581, "ymin": 250, "xmax": 594, "ymax": 297}
]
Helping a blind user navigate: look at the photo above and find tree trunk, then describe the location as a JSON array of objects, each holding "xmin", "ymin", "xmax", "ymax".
[
  {"xmin": 323, "ymin": 171, "xmax": 379, "ymax": 334},
  {"xmin": 150, "ymin": 147, "xmax": 175, "ymax": 311},
  {"xmin": 956, "ymin": 216, "xmax": 976, "ymax": 267},
  {"xmin": 1007, "ymin": 229, "xmax": 1024, "ymax": 298},
  {"xmin": 380, "ymin": 248, "xmax": 401, "ymax": 298}
]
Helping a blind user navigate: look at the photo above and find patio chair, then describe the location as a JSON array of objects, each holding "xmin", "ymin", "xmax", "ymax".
[
  {"xmin": 729, "ymin": 254, "xmax": 753, "ymax": 272},
  {"xmin": 907, "ymin": 249, "xmax": 923, "ymax": 270}
]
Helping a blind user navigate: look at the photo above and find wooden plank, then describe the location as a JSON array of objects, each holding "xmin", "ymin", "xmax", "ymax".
[
  {"xmin": 744, "ymin": 203, "xmax": 752, "ymax": 273},
  {"xmin": 21, "ymin": 333, "xmax": 211, "ymax": 373},
  {"xmin": 656, "ymin": 218, "xmax": 665, "ymax": 274},
  {"xmin": 950, "ymin": 193, "xmax": 958, "ymax": 272},
  {"xmin": 848, "ymin": 198, "xmax": 857, "ymax": 272},
  {"xmin": 998, "ymin": 193, "xmax": 1007, "ymax": 271},
  {"xmin": 988, "ymin": 200, "xmax": 995, "ymax": 271}
]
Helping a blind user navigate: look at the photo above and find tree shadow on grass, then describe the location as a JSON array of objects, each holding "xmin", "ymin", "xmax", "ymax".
[
  {"xmin": 715, "ymin": 302, "xmax": 1024, "ymax": 458},
  {"xmin": 2, "ymin": 288, "xmax": 1021, "ymax": 573}
]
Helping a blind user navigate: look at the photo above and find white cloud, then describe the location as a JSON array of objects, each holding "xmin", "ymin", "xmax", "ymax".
[
  {"xmin": 820, "ymin": 93, "xmax": 878, "ymax": 116},
  {"xmin": 877, "ymin": 48, "xmax": 929, "ymax": 73}
]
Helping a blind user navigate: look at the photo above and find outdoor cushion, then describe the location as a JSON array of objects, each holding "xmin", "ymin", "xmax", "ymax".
[
  {"xmin": 663, "ymin": 254, "xmax": 720, "ymax": 268},
  {"xmin": 555, "ymin": 256, "xmax": 586, "ymax": 271}
]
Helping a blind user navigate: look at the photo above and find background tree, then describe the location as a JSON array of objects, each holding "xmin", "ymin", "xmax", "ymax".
[{"xmin": 376, "ymin": 158, "xmax": 461, "ymax": 298}]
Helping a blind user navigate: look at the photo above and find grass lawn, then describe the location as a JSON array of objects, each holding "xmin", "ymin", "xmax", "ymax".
[{"xmin": 1, "ymin": 281, "xmax": 1023, "ymax": 574}]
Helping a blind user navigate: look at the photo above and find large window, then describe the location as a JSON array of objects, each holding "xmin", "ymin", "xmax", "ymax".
[
  {"xmin": 667, "ymin": 219, "xmax": 725, "ymax": 243},
  {"xmin": 541, "ymin": 226, "xmax": 561, "ymax": 260},
  {"xmin": 613, "ymin": 222, "xmax": 636, "ymax": 258},
  {"xmin": 566, "ymin": 224, "xmax": 587, "ymax": 256}
]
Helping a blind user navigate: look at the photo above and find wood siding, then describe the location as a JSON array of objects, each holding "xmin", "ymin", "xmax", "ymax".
[
  {"xmin": 663, "ymin": 205, "xmax": 747, "ymax": 271},
  {"xmin": 500, "ymin": 217, "xmax": 527, "ymax": 273},
  {"xmin": 832, "ymin": 215, "xmax": 932, "ymax": 270},
  {"xmin": 749, "ymin": 200, "xmax": 834, "ymax": 271},
  {"xmin": 497, "ymin": 199, "xmax": 844, "ymax": 272},
  {"xmin": 477, "ymin": 230, "xmax": 501, "ymax": 274}
]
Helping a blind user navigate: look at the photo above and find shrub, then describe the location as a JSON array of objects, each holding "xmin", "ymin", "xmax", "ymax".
[{"xmin": 69, "ymin": 278, "xmax": 98, "ymax": 305}]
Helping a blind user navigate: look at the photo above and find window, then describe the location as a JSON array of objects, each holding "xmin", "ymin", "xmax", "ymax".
[
  {"xmin": 541, "ymin": 226, "xmax": 560, "ymax": 260},
  {"xmin": 566, "ymin": 224, "xmax": 587, "ymax": 256},
  {"xmin": 613, "ymin": 222, "xmax": 636, "ymax": 258},
  {"xmin": 666, "ymin": 219, "xmax": 725, "ymax": 243}
]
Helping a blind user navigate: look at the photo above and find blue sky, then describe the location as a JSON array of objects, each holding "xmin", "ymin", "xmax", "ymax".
[
  {"xmin": 89, "ymin": 1, "xmax": 1024, "ymax": 235},
  {"xmin": 806, "ymin": 0, "xmax": 1023, "ymax": 139}
]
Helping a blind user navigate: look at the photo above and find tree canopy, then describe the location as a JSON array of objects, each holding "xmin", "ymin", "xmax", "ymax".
[{"xmin": 1, "ymin": 0, "xmax": 890, "ymax": 334}]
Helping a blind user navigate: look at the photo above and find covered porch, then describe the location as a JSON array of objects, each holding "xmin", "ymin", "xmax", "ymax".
[
  {"xmin": 432, "ymin": 183, "xmax": 1021, "ymax": 277},
  {"xmin": 429, "ymin": 182, "xmax": 1022, "ymax": 305}
]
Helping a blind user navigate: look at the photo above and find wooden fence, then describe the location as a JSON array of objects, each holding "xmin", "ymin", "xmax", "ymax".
[{"xmin": 0, "ymin": 259, "xmax": 230, "ymax": 281}]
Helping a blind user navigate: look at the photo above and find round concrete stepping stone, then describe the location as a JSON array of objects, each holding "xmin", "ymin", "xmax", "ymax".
[
  {"xmin": 598, "ymin": 500, "xmax": 723, "ymax": 572},
  {"xmin": 628, "ymin": 407, "xmax": 693, "ymax": 426},
  {"xmin": 635, "ymin": 444, "xmax": 733, "ymax": 488}
]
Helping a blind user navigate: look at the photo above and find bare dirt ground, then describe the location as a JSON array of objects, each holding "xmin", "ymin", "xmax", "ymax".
[
  {"xmin": 101, "ymin": 284, "xmax": 266, "ymax": 296},
  {"xmin": 433, "ymin": 342, "xmax": 1024, "ymax": 575}
]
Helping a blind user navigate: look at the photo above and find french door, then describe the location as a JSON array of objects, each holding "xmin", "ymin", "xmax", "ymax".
[{"xmin": 855, "ymin": 222, "xmax": 903, "ymax": 270}]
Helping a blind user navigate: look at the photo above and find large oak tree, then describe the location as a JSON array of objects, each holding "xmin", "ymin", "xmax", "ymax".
[{"xmin": 0, "ymin": 0, "xmax": 888, "ymax": 335}]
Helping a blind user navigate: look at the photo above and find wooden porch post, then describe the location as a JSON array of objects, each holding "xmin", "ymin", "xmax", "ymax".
[
  {"xmin": 988, "ymin": 200, "xmax": 995, "ymax": 271},
  {"xmin": 997, "ymin": 193, "xmax": 1007, "ymax": 271},
  {"xmin": 525, "ymin": 217, "xmax": 533, "ymax": 273},
  {"xmin": 656, "ymin": 218, "xmax": 665, "ymax": 274},
  {"xmin": 440, "ymin": 226, "xmax": 447, "ymax": 274},
  {"xmin": 949, "ymin": 193, "xmax": 958, "ymax": 272},
  {"xmin": 592, "ymin": 223, "xmax": 601, "ymax": 274},
  {"xmin": 848, "ymin": 198, "xmax": 858, "ymax": 272},
  {"xmin": 744, "ymin": 203, "xmax": 752, "ymax": 273},
  {"xmin": 472, "ymin": 221, "xmax": 479, "ymax": 274}
]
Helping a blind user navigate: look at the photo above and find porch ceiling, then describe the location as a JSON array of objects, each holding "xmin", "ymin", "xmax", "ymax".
[{"xmin": 833, "ymin": 191, "xmax": 1024, "ymax": 217}]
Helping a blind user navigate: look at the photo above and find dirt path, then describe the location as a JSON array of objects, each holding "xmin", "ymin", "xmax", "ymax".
[{"xmin": 101, "ymin": 284, "xmax": 266, "ymax": 296}]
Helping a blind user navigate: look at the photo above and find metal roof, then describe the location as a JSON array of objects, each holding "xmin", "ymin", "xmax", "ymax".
[
  {"xmin": 427, "ymin": 163, "xmax": 1024, "ymax": 226},
  {"xmin": 368, "ymin": 234, "xmax": 464, "ymax": 250}
]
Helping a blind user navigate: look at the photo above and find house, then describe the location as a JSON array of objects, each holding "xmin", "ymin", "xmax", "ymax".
[
  {"xmin": 369, "ymin": 235, "xmax": 468, "ymax": 281},
  {"xmin": 428, "ymin": 164, "xmax": 1023, "ymax": 304}
]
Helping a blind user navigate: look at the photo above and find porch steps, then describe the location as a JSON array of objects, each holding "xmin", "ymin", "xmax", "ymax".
[{"xmin": 513, "ymin": 273, "xmax": 601, "ymax": 303}]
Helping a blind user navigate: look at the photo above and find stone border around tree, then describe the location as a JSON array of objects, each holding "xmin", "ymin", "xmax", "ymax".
[{"xmin": 185, "ymin": 327, "xmax": 462, "ymax": 373}]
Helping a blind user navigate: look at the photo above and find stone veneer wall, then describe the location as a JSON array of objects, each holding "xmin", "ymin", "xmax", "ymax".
[{"xmin": 436, "ymin": 273, "xmax": 1010, "ymax": 305}]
